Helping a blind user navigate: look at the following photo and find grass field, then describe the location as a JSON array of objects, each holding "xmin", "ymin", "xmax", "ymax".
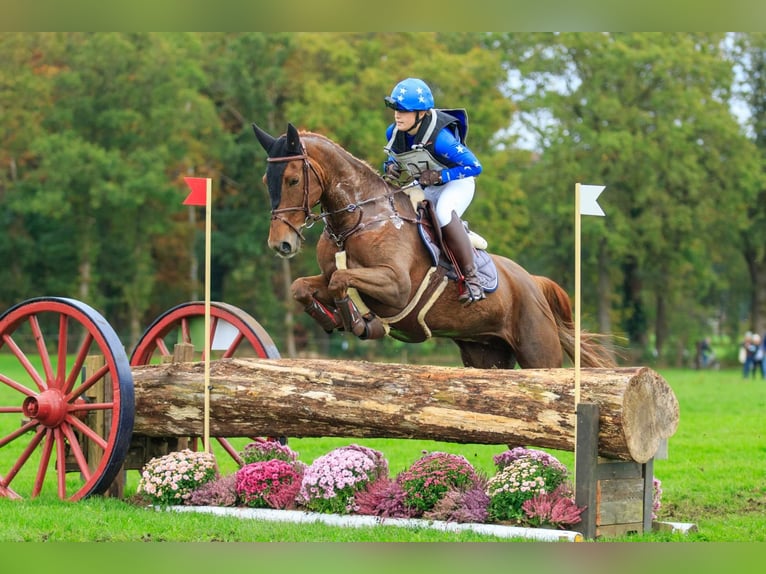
[{"xmin": 1, "ymin": 353, "xmax": 765, "ymax": 542}]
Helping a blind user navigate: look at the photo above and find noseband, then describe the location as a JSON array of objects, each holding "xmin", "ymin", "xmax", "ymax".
[{"xmin": 267, "ymin": 148, "xmax": 323, "ymax": 241}]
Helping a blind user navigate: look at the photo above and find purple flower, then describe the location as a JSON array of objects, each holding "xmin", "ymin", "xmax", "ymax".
[{"xmin": 298, "ymin": 445, "xmax": 389, "ymax": 514}]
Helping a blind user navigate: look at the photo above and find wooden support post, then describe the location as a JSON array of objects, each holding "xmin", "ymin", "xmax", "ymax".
[
  {"xmin": 574, "ymin": 402, "xmax": 599, "ymax": 540},
  {"xmin": 84, "ymin": 355, "xmax": 124, "ymax": 498}
]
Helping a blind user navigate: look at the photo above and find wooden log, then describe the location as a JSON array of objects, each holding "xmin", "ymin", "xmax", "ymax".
[{"xmin": 130, "ymin": 358, "xmax": 679, "ymax": 463}]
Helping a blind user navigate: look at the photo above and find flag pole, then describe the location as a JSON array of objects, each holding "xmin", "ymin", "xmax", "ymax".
[
  {"xmin": 183, "ymin": 176, "xmax": 213, "ymax": 454},
  {"xmin": 574, "ymin": 183, "xmax": 582, "ymax": 406},
  {"xmin": 573, "ymin": 183, "xmax": 606, "ymax": 491},
  {"xmin": 574, "ymin": 183, "xmax": 582, "ymax": 487},
  {"xmin": 203, "ymin": 177, "xmax": 212, "ymax": 453}
]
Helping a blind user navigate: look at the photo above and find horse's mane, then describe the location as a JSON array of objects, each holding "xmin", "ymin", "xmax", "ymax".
[{"xmin": 300, "ymin": 130, "xmax": 392, "ymax": 190}]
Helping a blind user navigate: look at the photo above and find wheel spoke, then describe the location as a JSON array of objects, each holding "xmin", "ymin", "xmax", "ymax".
[
  {"xmin": 3, "ymin": 426, "xmax": 45, "ymax": 490},
  {"xmin": 1, "ymin": 333, "xmax": 47, "ymax": 391},
  {"xmin": 216, "ymin": 437, "xmax": 244, "ymax": 466},
  {"xmin": 63, "ymin": 332, "xmax": 94, "ymax": 394},
  {"xmin": 56, "ymin": 314, "xmax": 69, "ymax": 387},
  {"xmin": 61, "ymin": 422, "xmax": 92, "ymax": 482},
  {"xmin": 29, "ymin": 315, "xmax": 55, "ymax": 385},
  {"xmin": 66, "ymin": 363, "xmax": 109, "ymax": 402},
  {"xmin": 31, "ymin": 429, "xmax": 54, "ymax": 498},
  {"xmin": 0, "ymin": 372, "xmax": 37, "ymax": 398},
  {"xmin": 154, "ymin": 337, "xmax": 170, "ymax": 357},
  {"xmin": 181, "ymin": 317, "xmax": 191, "ymax": 344},
  {"xmin": 203, "ymin": 316, "xmax": 220, "ymax": 360},
  {"xmin": 66, "ymin": 415, "xmax": 108, "ymax": 450},
  {"xmin": 55, "ymin": 428, "xmax": 67, "ymax": 499},
  {"xmin": 222, "ymin": 332, "xmax": 245, "ymax": 358},
  {"xmin": 0, "ymin": 419, "xmax": 37, "ymax": 448}
]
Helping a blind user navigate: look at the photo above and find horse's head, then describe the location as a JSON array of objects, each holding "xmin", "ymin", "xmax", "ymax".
[{"xmin": 252, "ymin": 122, "xmax": 323, "ymax": 258}]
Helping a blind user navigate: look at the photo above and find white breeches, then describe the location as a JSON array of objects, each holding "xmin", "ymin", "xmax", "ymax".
[{"xmin": 423, "ymin": 177, "xmax": 475, "ymax": 227}]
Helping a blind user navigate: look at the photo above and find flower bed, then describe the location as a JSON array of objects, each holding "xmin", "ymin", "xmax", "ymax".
[{"xmin": 137, "ymin": 443, "xmax": 662, "ymax": 532}]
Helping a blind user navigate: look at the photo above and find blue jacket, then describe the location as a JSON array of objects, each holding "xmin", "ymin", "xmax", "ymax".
[{"xmin": 384, "ymin": 110, "xmax": 482, "ymax": 183}]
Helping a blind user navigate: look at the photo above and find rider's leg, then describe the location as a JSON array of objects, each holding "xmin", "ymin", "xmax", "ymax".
[
  {"xmin": 426, "ymin": 178, "xmax": 484, "ymax": 304},
  {"xmin": 441, "ymin": 211, "xmax": 485, "ymax": 303}
]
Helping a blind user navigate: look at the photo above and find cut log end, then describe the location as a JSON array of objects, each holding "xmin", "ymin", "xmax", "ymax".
[{"xmin": 621, "ymin": 367, "xmax": 680, "ymax": 463}]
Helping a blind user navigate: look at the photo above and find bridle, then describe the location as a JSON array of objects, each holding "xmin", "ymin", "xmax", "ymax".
[
  {"xmin": 267, "ymin": 144, "xmax": 418, "ymax": 248},
  {"xmin": 266, "ymin": 146, "xmax": 322, "ymax": 242}
]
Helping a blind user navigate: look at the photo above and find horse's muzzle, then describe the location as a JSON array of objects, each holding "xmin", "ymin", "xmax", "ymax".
[{"xmin": 268, "ymin": 235, "xmax": 301, "ymax": 258}]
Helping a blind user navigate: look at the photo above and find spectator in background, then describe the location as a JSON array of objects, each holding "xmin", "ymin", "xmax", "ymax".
[
  {"xmin": 695, "ymin": 337, "xmax": 713, "ymax": 369},
  {"xmin": 741, "ymin": 332, "xmax": 758, "ymax": 378}
]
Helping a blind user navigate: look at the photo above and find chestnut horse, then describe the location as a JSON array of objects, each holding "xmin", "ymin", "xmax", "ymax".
[{"xmin": 253, "ymin": 123, "xmax": 614, "ymax": 369}]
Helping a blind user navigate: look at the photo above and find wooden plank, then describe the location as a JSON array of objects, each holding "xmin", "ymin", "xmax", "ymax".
[
  {"xmin": 597, "ymin": 460, "xmax": 643, "ymax": 480},
  {"xmin": 598, "ymin": 478, "xmax": 644, "ymax": 525}
]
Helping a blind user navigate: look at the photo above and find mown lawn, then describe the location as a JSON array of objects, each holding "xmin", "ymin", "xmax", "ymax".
[{"xmin": 1, "ymin": 353, "xmax": 764, "ymax": 542}]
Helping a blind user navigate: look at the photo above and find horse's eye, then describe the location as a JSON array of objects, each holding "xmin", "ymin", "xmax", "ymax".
[{"xmin": 288, "ymin": 177, "xmax": 300, "ymax": 186}]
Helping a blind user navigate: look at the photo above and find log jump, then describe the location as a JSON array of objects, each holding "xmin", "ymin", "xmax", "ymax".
[{"xmin": 131, "ymin": 357, "xmax": 679, "ymax": 464}]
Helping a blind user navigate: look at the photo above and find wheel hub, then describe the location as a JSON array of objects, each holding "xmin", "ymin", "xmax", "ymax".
[{"xmin": 22, "ymin": 389, "xmax": 68, "ymax": 428}]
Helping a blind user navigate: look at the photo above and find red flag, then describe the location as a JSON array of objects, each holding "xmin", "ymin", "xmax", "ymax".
[{"xmin": 183, "ymin": 177, "xmax": 209, "ymax": 206}]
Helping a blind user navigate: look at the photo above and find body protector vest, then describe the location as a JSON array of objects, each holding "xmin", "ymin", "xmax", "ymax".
[{"xmin": 384, "ymin": 109, "xmax": 469, "ymax": 179}]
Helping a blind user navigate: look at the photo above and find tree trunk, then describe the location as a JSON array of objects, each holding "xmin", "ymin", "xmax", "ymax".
[{"xmin": 130, "ymin": 358, "xmax": 679, "ymax": 463}]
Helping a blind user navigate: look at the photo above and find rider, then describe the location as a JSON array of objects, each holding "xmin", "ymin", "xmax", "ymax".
[{"xmin": 382, "ymin": 77, "xmax": 485, "ymax": 304}]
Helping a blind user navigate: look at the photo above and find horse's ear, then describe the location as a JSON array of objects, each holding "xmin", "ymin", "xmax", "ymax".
[
  {"xmin": 285, "ymin": 123, "xmax": 302, "ymax": 155},
  {"xmin": 252, "ymin": 123, "xmax": 277, "ymax": 153}
]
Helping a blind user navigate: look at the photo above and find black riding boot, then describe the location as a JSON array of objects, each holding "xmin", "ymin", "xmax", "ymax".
[{"xmin": 441, "ymin": 213, "xmax": 485, "ymax": 304}]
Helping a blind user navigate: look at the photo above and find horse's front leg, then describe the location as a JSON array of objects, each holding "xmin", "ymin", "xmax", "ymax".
[
  {"xmin": 291, "ymin": 274, "xmax": 343, "ymax": 333},
  {"xmin": 325, "ymin": 265, "xmax": 406, "ymax": 340},
  {"xmin": 328, "ymin": 265, "xmax": 410, "ymax": 309}
]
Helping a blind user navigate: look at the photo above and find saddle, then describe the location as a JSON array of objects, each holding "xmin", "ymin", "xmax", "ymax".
[{"xmin": 416, "ymin": 201, "xmax": 499, "ymax": 295}]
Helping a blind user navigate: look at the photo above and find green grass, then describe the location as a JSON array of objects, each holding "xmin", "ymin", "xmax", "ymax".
[{"xmin": 1, "ymin": 352, "xmax": 765, "ymax": 541}]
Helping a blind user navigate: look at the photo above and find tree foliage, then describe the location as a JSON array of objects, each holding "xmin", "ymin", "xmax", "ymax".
[{"xmin": 0, "ymin": 32, "xmax": 762, "ymax": 364}]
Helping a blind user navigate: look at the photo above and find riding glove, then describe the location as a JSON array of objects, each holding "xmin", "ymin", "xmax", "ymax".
[
  {"xmin": 384, "ymin": 162, "xmax": 402, "ymax": 179},
  {"xmin": 418, "ymin": 169, "xmax": 442, "ymax": 186}
]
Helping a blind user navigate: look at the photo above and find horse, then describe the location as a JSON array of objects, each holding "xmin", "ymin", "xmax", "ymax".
[{"xmin": 252, "ymin": 122, "xmax": 615, "ymax": 370}]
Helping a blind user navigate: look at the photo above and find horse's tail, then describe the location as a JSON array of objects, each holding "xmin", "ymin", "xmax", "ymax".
[{"xmin": 533, "ymin": 275, "xmax": 617, "ymax": 368}]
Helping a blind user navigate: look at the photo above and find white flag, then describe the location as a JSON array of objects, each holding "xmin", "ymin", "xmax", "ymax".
[{"xmin": 580, "ymin": 185, "xmax": 606, "ymax": 216}]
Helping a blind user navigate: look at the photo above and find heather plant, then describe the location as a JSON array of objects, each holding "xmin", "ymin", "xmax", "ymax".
[
  {"xmin": 298, "ymin": 445, "xmax": 389, "ymax": 514},
  {"xmin": 185, "ymin": 474, "xmax": 238, "ymax": 507},
  {"xmin": 423, "ymin": 486, "xmax": 491, "ymax": 523},
  {"xmin": 137, "ymin": 449, "xmax": 218, "ymax": 506},
  {"xmin": 396, "ymin": 452, "xmax": 480, "ymax": 516},
  {"xmin": 486, "ymin": 449, "xmax": 568, "ymax": 523},
  {"xmin": 521, "ymin": 484, "xmax": 585, "ymax": 529},
  {"xmin": 354, "ymin": 478, "xmax": 411, "ymax": 518},
  {"xmin": 240, "ymin": 440, "xmax": 299, "ymax": 465},
  {"xmin": 236, "ymin": 459, "xmax": 304, "ymax": 509}
]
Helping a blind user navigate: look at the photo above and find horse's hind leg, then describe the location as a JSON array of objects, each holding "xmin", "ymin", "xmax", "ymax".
[{"xmin": 454, "ymin": 339, "xmax": 517, "ymax": 369}]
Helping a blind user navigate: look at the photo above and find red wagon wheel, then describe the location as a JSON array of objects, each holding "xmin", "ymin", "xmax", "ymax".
[
  {"xmin": 129, "ymin": 301, "xmax": 281, "ymax": 465},
  {"xmin": 0, "ymin": 297, "xmax": 134, "ymax": 501}
]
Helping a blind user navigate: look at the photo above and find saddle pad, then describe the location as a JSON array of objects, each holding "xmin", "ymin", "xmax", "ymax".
[{"xmin": 416, "ymin": 215, "xmax": 499, "ymax": 294}]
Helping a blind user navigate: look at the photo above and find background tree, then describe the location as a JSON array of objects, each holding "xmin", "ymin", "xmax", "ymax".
[{"xmin": 492, "ymin": 32, "xmax": 758, "ymax": 362}]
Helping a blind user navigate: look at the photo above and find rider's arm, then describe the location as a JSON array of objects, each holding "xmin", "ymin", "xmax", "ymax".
[{"xmin": 432, "ymin": 129, "xmax": 482, "ymax": 183}]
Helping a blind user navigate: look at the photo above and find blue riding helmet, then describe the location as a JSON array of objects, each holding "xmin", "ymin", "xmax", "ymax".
[{"xmin": 384, "ymin": 78, "xmax": 434, "ymax": 112}]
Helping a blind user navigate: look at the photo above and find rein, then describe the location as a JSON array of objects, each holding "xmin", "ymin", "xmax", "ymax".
[{"xmin": 269, "ymin": 148, "xmax": 418, "ymax": 247}]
